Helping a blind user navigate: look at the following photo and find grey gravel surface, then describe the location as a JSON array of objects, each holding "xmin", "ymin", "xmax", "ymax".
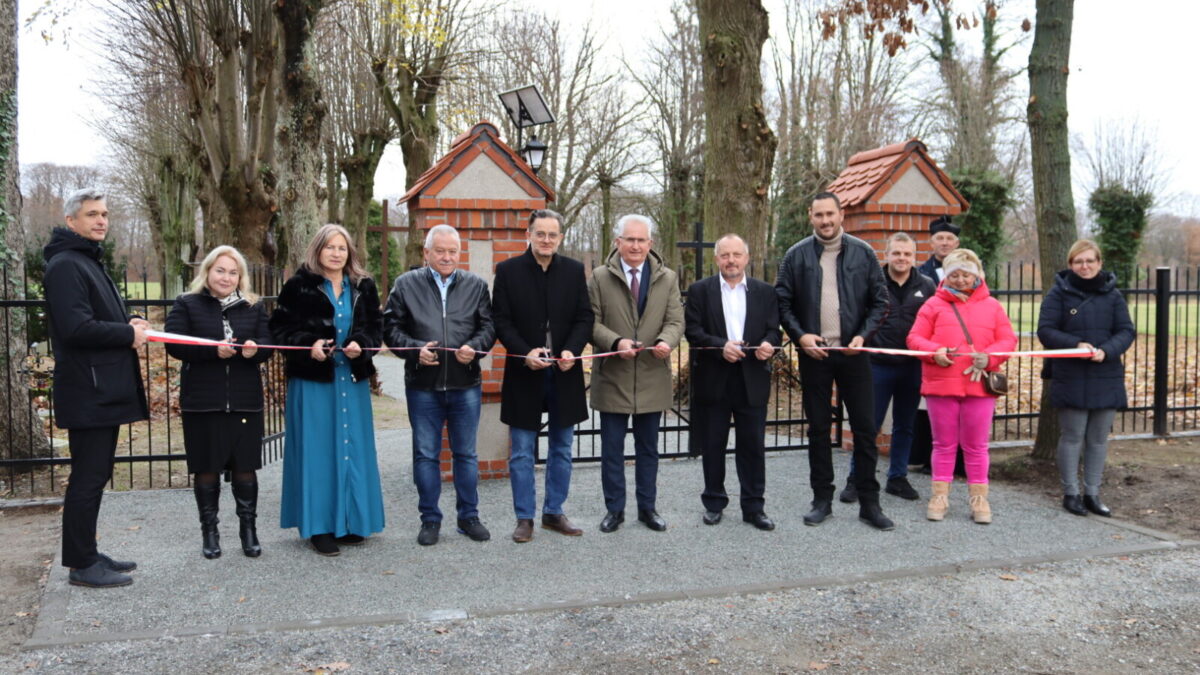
[
  {"xmin": 16, "ymin": 353, "xmax": 1198, "ymax": 670},
  {"xmin": 8, "ymin": 548, "xmax": 1199, "ymax": 672}
]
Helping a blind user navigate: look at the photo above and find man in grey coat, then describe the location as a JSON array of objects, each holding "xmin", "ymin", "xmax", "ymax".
[{"xmin": 588, "ymin": 215, "xmax": 684, "ymax": 533}]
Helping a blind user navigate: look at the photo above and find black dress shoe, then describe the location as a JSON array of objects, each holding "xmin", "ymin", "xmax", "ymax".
[
  {"xmin": 702, "ymin": 510, "xmax": 723, "ymax": 525},
  {"xmin": 310, "ymin": 533, "xmax": 340, "ymax": 556},
  {"xmin": 1062, "ymin": 494, "xmax": 1088, "ymax": 516},
  {"xmin": 637, "ymin": 509, "xmax": 667, "ymax": 531},
  {"xmin": 743, "ymin": 512, "xmax": 775, "ymax": 531},
  {"xmin": 417, "ymin": 521, "xmax": 440, "ymax": 546},
  {"xmin": 858, "ymin": 502, "xmax": 895, "ymax": 531},
  {"xmin": 1083, "ymin": 494, "xmax": 1112, "ymax": 517},
  {"xmin": 456, "ymin": 517, "xmax": 491, "ymax": 541},
  {"xmin": 885, "ymin": 476, "xmax": 921, "ymax": 501},
  {"xmin": 336, "ymin": 534, "xmax": 366, "ymax": 546},
  {"xmin": 838, "ymin": 482, "xmax": 858, "ymax": 503},
  {"xmin": 803, "ymin": 500, "xmax": 833, "ymax": 526},
  {"xmin": 68, "ymin": 560, "xmax": 133, "ymax": 589},
  {"xmin": 97, "ymin": 552, "xmax": 137, "ymax": 573},
  {"xmin": 599, "ymin": 511, "xmax": 625, "ymax": 533}
]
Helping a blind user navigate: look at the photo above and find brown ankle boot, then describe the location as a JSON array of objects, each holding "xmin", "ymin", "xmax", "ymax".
[
  {"xmin": 969, "ymin": 483, "xmax": 992, "ymax": 524},
  {"xmin": 927, "ymin": 481, "xmax": 950, "ymax": 521}
]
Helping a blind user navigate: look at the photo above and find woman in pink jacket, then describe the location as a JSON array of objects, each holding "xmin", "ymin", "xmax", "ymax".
[{"xmin": 907, "ymin": 249, "xmax": 1016, "ymax": 524}]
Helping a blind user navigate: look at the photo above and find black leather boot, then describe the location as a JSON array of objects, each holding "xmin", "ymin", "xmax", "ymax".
[
  {"xmin": 193, "ymin": 482, "xmax": 221, "ymax": 559},
  {"xmin": 231, "ymin": 481, "xmax": 262, "ymax": 557}
]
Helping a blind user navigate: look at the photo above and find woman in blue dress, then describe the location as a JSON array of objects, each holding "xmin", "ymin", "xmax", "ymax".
[{"xmin": 269, "ymin": 224, "xmax": 385, "ymax": 555}]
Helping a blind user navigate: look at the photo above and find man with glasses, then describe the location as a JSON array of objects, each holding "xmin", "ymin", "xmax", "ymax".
[
  {"xmin": 492, "ymin": 210, "xmax": 593, "ymax": 543},
  {"xmin": 588, "ymin": 215, "xmax": 684, "ymax": 533}
]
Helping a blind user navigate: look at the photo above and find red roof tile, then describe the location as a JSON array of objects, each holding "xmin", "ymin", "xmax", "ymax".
[
  {"xmin": 825, "ymin": 139, "xmax": 967, "ymax": 211},
  {"xmin": 399, "ymin": 121, "xmax": 555, "ymax": 205}
]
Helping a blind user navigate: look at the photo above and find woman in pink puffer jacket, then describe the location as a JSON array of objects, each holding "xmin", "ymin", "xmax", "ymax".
[{"xmin": 907, "ymin": 249, "xmax": 1016, "ymax": 524}]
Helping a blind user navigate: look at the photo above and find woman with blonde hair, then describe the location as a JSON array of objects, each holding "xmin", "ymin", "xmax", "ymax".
[
  {"xmin": 165, "ymin": 246, "xmax": 273, "ymax": 558},
  {"xmin": 1037, "ymin": 239, "xmax": 1135, "ymax": 517},
  {"xmin": 907, "ymin": 248, "xmax": 1016, "ymax": 524},
  {"xmin": 270, "ymin": 224, "xmax": 385, "ymax": 556}
]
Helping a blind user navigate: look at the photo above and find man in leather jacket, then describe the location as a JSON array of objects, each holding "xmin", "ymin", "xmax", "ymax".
[
  {"xmin": 775, "ymin": 191, "xmax": 894, "ymax": 531},
  {"xmin": 384, "ymin": 225, "xmax": 496, "ymax": 547}
]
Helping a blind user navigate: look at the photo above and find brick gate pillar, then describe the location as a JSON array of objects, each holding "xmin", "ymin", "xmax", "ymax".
[{"xmin": 399, "ymin": 122, "xmax": 555, "ymax": 480}]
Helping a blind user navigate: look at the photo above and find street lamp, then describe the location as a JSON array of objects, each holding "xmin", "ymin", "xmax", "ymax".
[
  {"xmin": 498, "ymin": 84, "xmax": 554, "ymax": 173},
  {"xmin": 520, "ymin": 136, "xmax": 547, "ymax": 174}
]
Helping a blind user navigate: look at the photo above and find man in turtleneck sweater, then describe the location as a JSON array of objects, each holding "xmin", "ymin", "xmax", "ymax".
[{"xmin": 775, "ymin": 191, "xmax": 893, "ymax": 530}]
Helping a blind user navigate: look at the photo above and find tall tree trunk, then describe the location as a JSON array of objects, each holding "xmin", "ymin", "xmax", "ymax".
[
  {"xmin": 325, "ymin": 140, "xmax": 340, "ymax": 224},
  {"xmin": 399, "ymin": 126, "xmax": 436, "ymax": 268},
  {"xmin": 1028, "ymin": 0, "xmax": 1076, "ymax": 461},
  {"xmin": 698, "ymin": 0, "xmax": 778, "ymax": 275},
  {"xmin": 340, "ymin": 131, "xmax": 390, "ymax": 258},
  {"xmin": 276, "ymin": 1, "xmax": 328, "ymax": 268},
  {"xmin": 0, "ymin": 3, "xmax": 51, "ymax": 459}
]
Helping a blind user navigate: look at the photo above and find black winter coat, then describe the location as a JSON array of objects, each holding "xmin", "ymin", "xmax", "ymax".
[
  {"xmin": 868, "ymin": 265, "xmax": 936, "ymax": 365},
  {"xmin": 775, "ymin": 233, "xmax": 889, "ymax": 345},
  {"xmin": 164, "ymin": 290, "xmax": 274, "ymax": 412},
  {"xmin": 42, "ymin": 227, "xmax": 148, "ymax": 429},
  {"xmin": 268, "ymin": 267, "xmax": 383, "ymax": 383},
  {"xmin": 492, "ymin": 248, "xmax": 593, "ymax": 430},
  {"xmin": 383, "ymin": 267, "xmax": 495, "ymax": 391},
  {"xmin": 684, "ymin": 275, "xmax": 781, "ymax": 408},
  {"xmin": 1037, "ymin": 270, "xmax": 1135, "ymax": 409}
]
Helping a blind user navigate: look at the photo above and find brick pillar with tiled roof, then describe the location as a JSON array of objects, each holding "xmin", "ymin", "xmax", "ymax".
[{"xmin": 399, "ymin": 121, "xmax": 555, "ymax": 480}]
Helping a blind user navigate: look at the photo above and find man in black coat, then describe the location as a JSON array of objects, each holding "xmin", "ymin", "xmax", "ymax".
[
  {"xmin": 841, "ymin": 232, "xmax": 936, "ymax": 504},
  {"xmin": 775, "ymin": 191, "xmax": 894, "ymax": 531},
  {"xmin": 43, "ymin": 189, "xmax": 149, "ymax": 588},
  {"xmin": 492, "ymin": 210, "xmax": 593, "ymax": 543},
  {"xmin": 685, "ymin": 234, "xmax": 780, "ymax": 531},
  {"xmin": 917, "ymin": 215, "xmax": 960, "ymax": 283}
]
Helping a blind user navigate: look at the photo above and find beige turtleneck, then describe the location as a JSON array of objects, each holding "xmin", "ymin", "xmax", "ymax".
[{"xmin": 817, "ymin": 229, "xmax": 843, "ymax": 347}]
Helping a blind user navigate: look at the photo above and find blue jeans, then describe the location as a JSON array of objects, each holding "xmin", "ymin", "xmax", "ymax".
[
  {"xmin": 849, "ymin": 359, "xmax": 922, "ymax": 481},
  {"xmin": 407, "ymin": 386, "xmax": 481, "ymax": 523},
  {"xmin": 509, "ymin": 370, "xmax": 575, "ymax": 519},
  {"xmin": 599, "ymin": 411, "xmax": 661, "ymax": 513}
]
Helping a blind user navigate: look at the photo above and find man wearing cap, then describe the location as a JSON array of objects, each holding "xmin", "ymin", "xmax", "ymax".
[
  {"xmin": 918, "ymin": 216, "xmax": 961, "ymax": 282},
  {"xmin": 775, "ymin": 191, "xmax": 894, "ymax": 531}
]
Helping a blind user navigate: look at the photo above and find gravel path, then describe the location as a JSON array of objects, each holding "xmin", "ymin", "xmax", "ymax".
[{"xmin": 6, "ymin": 547, "xmax": 1198, "ymax": 672}]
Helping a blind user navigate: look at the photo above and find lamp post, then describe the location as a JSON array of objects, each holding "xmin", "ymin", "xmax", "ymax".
[
  {"xmin": 520, "ymin": 136, "xmax": 547, "ymax": 174},
  {"xmin": 498, "ymin": 84, "xmax": 554, "ymax": 173}
]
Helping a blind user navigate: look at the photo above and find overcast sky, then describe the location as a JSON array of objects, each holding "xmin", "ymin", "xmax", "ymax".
[{"xmin": 16, "ymin": 0, "xmax": 1200, "ymax": 216}]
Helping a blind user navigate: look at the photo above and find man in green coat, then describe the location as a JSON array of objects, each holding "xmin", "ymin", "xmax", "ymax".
[{"xmin": 588, "ymin": 214, "xmax": 684, "ymax": 533}]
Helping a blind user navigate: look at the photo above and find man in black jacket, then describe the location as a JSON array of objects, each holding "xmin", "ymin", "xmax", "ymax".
[
  {"xmin": 492, "ymin": 210, "xmax": 593, "ymax": 543},
  {"xmin": 685, "ymin": 234, "xmax": 780, "ymax": 531},
  {"xmin": 840, "ymin": 232, "xmax": 936, "ymax": 504},
  {"xmin": 917, "ymin": 215, "xmax": 960, "ymax": 283},
  {"xmin": 44, "ymin": 189, "xmax": 149, "ymax": 588},
  {"xmin": 384, "ymin": 224, "xmax": 496, "ymax": 546},
  {"xmin": 775, "ymin": 191, "xmax": 893, "ymax": 531}
]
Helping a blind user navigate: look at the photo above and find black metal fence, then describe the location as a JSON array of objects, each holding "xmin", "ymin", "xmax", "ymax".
[
  {"xmin": 0, "ymin": 263, "xmax": 286, "ymax": 497},
  {"xmin": 549, "ymin": 254, "xmax": 1200, "ymax": 462}
]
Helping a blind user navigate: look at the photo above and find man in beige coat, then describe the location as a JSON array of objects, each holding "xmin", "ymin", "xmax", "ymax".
[{"xmin": 589, "ymin": 214, "xmax": 684, "ymax": 533}]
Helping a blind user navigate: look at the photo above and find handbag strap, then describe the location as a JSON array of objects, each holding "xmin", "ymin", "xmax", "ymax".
[{"xmin": 949, "ymin": 302, "xmax": 975, "ymax": 350}]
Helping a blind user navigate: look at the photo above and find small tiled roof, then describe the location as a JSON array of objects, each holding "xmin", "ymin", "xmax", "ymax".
[
  {"xmin": 399, "ymin": 121, "xmax": 555, "ymax": 204},
  {"xmin": 825, "ymin": 139, "xmax": 966, "ymax": 210}
]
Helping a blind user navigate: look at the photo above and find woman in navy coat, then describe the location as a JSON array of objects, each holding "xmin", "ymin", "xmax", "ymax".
[{"xmin": 1037, "ymin": 239, "xmax": 1135, "ymax": 517}]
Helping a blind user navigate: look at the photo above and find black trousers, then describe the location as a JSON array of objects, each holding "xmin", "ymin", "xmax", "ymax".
[
  {"xmin": 61, "ymin": 426, "xmax": 120, "ymax": 569},
  {"xmin": 697, "ymin": 373, "xmax": 767, "ymax": 515},
  {"xmin": 799, "ymin": 352, "xmax": 880, "ymax": 502}
]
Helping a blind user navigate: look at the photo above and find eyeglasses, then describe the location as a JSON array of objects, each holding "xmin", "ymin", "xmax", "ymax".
[
  {"xmin": 532, "ymin": 231, "xmax": 561, "ymax": 241},
  {"xmin": 620, "ymin": 237, "xmax": 650, "ymax": 245}
]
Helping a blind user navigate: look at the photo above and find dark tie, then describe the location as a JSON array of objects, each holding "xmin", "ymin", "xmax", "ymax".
[{"xmin": 630, "ymin": 267, "xmax": 640, "ymax": 305}]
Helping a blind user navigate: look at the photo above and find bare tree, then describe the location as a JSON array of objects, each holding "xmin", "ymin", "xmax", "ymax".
[
  {"xmin": 317, "ymin": 4, "xmax": 397, "ymax": 253},
  {"xmin": 115, "ymin": 1, "xmax": 281, "ymax": 263},
  {"xmin": 770, "ymin": 2, "xmax": 920, "ymax": 256},
  {"xmin": 362, "ymin": 0, "xmax": 491, "ymax": 267},
  {"xmin": 627, "ymin": 0, "xmax": 706, "ymax": 273},
  {"xmin": 2, "ymin": 2, "xmax": 52, "ymax": 458}
]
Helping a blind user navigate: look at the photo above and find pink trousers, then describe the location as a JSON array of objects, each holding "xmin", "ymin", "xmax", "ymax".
[{"xmin": 925, "ymin": 395, "xmax": 996, "ymax": 484}]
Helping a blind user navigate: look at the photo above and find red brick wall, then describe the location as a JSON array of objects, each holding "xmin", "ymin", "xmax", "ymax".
[{"xmin": 410, "ymin": 196, "xmax": 546, "ymax": 481}]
